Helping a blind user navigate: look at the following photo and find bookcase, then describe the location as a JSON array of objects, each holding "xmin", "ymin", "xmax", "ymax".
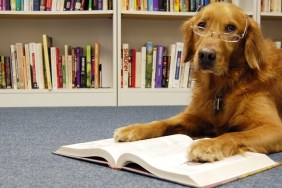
[
  {"xmin": 260, "ymin": 10, "xmax": 282, "ymax": 43},
  {"xmin": 0, "ymin": 4, "xmax": 117, "ymax": 107},
  {"xmin": 1, "ymin": 0, "xmax": 281, "ymax": 107},
  {"xmin": 117, "ymin": 0, "xmax": 259, "ymax": 106}
]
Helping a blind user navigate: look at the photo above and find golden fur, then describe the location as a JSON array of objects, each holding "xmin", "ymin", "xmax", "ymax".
[{"xmin": 114, "ymin": 2, "xmax": 282, "ymax": 162}]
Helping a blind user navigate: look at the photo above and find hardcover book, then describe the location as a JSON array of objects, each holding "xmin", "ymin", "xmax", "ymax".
[
  {"xmin": 53, "ymin": 134, "xmax": 280, "ymax": 188},
  {"xmin": 145, "ymin": 42, "xmax": 154, "ymax": 88},
  {"xmin": 42, "ymin": 34, "xmax": 53, "ymax": 90}
]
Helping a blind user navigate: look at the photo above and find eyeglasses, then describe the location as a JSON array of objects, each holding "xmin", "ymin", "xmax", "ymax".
[{"xmin": 190, "ymin": 18, "xmax": 248, "ymax": 43}]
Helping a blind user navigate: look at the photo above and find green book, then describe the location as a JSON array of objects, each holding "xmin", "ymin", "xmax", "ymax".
[
  {"xmin": 145, "ymin": 42, "xmax": 153, "ymax": 88},
  {"xmin": 86, "ymin": 45, "xmax": 92, "ymax": 88}
]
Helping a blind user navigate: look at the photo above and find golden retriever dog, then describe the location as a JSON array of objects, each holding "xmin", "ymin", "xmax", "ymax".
[{"xmin": 114, "ymin": 2, "xmax": 282, "ymax": 162}]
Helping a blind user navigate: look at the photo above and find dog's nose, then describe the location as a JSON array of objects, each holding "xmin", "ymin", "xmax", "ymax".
[{"xmin": 198, "ymin": 48, "xmax": 216, "ymax": 65}]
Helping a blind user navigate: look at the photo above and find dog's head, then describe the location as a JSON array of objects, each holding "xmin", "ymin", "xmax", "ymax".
[{"xmin": 182, "ymin": 2, "xmax": 266, "ymax": 76}]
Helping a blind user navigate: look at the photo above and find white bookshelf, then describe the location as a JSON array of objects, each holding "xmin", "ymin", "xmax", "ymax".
[
  {"xmin": 1, "ymin": 0, "xmax": 279, "ymax": 107},
  {"xmin": 117, "ymin": 0, "xmax": 258, "ymax": 106},
  {"xmin": 260, "ymin": 12, "xmax": 282, "ymax": 41},
  {"xmin": 0, "ymin": 3, "xmax": 117, "ymax": 107}
]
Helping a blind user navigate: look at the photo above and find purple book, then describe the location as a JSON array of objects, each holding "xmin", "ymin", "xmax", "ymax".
[
  {"xmin": 153, "ymin": 0, "xmax": 159, "ymax": 11},
  {"xmin": 76, "ymin": 47, "xmax": 82, "ymax": 88},
  {"xmin": 97, "ymin": 0, "xmax": 103, "ymax": 10},
  {"xmin": 155, "ymin": 45, "xmax": 166, "ymax": 88}
]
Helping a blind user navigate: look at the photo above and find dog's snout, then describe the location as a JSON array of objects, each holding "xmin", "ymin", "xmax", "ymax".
[{"xmin": 198, "ymin": 48, "xmax": 216, "ymax": 65}]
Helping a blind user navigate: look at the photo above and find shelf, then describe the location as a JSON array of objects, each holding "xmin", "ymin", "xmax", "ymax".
[
  {"xmin": 0, "ymin": 88, "xmax": 116, "ymax": 107},
  {"xmin": 118, "ymin": 88, "xmax": 192, "ymax": 106},
  {"xmin": 0, "ymin": 10, "xmax": 115, "ymax": 19},
  {"xmin": 121, "ymin": 10, "xmax": 194, "ymax": 20},
  {"xmin": 261, "ymin": 12, "xmax": 282, "ymax": 20}
]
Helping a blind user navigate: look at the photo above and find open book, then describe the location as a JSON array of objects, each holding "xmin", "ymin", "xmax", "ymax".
[{"xmin": 53, "ymin": 134, "xmax": 280, "ymax": 188}]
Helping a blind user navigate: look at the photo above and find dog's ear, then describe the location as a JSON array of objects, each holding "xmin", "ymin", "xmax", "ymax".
[
  {"xmin": 182, "ymin": 18, "xmax": 194, "ymax": 63},
  {"xmin": 244, "ymin": 17, "xmax": 266, "ymax": 70}
]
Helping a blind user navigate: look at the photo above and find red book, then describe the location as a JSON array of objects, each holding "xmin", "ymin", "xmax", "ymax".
[{"xmin": 131, "ymin": 48, "xmax": 136, "ymax": 88}]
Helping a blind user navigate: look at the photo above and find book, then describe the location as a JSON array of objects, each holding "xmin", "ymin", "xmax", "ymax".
[
  {"xmin": 145, "ymin": 42, "xmax": 154, "ymax": 88},
  {"xmin": 42, "ymin": 34, "xmax": 53, "ymax": 90},
  {"xmin": 94, "ymin": 42, "xmax": 100, "ymax": 89},
  {"xmin": 155, "ymin": 45, "xmax": 166, "ymax": 88},
  {"xmin": 53, "ymin": 134, "xmax": 280, "ymax": 188},
  {"xmin": 86, "ymin": 45, "xmax": 92, "ymax": 88},
  {"xmin": 122, "ymin": 43, "xmax": 129, "ymax": 88}
]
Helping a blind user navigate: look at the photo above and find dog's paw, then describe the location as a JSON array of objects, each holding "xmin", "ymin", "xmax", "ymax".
[
  {"xmin": 114, "ymin": 124, "xmax": 148, "ymax": 142},
  {"xmin": 187, "ymin": 138, "xmax": 238, "ymax": 162}
]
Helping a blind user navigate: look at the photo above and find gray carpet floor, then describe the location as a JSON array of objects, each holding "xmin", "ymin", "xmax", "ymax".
[{"xmin": 0, "ymin": 106, "xmax": 281, "ymax": 188}]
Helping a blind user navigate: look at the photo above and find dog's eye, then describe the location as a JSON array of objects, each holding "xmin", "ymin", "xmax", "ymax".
[
  {"xmin": 225, "ymin": 24, "xmax": 236, "ymax": 33},
  {"xmin": 197, "ymin": 22, "xmax": 206, "ymax": 28}
]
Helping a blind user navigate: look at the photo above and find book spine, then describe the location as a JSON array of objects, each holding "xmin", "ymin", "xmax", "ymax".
[
  {"xmin": 94, "ymin": 42, "xmax": 100, "ymax": 89},
  {"xmin": 148, "ymin": 0, "xmax": 153, "ymax": 11},
  {"xmin": 122, "ymin": 43, "xmax": 129, "ymax": 89},
  {"xmin": 174, "ymin": 0, "xmax": 179, "ymax": 12},
  {"xmin": 86, "ymin": 45, "xmax": 92, "ymax": 88},
  {"xmin": 145, "ymin": 42, "xmax": 153, "ymax": 88},
  {"xmin": 135, "ymin": 51, "xmax": 142, "ymax": 88},
  {"xmin": 91, "ymin": 56, "xmax": 95, "ymax": 88},
  {"xmin": 172, "ymin": 42, "xmax": 184, "ymax": 88},
  {"xmin": 42, "ymin": 34, "xmax": 52, "ymax": 90},
  {"xmin": 58, "ymin": 56, "xmax": 63, "ymax": 88},
  {"xmin": 80, "ymin": 56, "xmax": 86, "ymax": 88},
  {"xmin": 161, "ymin": 56, "xmax": 169, "ymax": 88},
  {"xmin": 153, "ymin": 0, "xmax": 158, "ymax": 11},
  {"xmin": 67, "ymin": 55, "xmax": 72, "ymax": 89},
  {"xmin": 4, "ymin": 57, "xmax": 12, "ymax": 89},
  {"xmin": 141, "ymin": 46, "xmax": 146, "ymax": 88},
  {"xmin": 10, "ymin": 45, "xmax": 18, "ymax": 89},
  {"xmin": 24, "ymin": 44, "xmax": 32, "ymax": 89},
  {"xmin": 1, "ymin": 57, "xmax": 6, "ymax": 89},
  {"xmin": 131, "ymin": 48, "xmax": 136, "ymax": 88},
  {"xmin": 97, "ymin": 0, "xmax": 103, "ymax": 10},
  {"xmin": 155, "ymin": 45, "xmax": 165, "ymax": 88},
  {"xmin": 16, "ymin": 43, "xmax": 25, "ymax": 89},
  {"xmin": 35, "ymin": 43, "xmax": 44, "ymax": 89},
  {"xmin": 71, "ymin": 48, "xmax": 76, "ymax": 88},
  {"xmin": 50, "ymin": 47, "xmax": 58, "ymax": 89},
  {"xmin": 151, "ymin": 47, "xmax": 157, "ymax": 88},
  {"xmin": 76, "ymin": 47, "xmax": 81, "ymax": 88}
]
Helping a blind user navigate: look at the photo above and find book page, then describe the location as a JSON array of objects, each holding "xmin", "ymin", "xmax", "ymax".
[{"xmin": 54, "ymin": 134, "xmax": 193, "ymax": 168}]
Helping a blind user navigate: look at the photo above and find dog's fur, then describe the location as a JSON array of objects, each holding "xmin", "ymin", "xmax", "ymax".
[{"xmin": 114, "ymin": 2, "xmax": 282, "ymax": 162}]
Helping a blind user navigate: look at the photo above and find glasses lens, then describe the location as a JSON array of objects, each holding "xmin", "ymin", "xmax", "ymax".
[
  {"xmin": 193, "ymin": 26, "xmax": 208, "ymax": 36},
  {"xmin": 220, "ymin": 33, "xmax": 240, "ymax": 42}
]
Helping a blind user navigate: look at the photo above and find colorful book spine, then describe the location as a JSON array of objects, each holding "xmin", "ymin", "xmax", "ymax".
[
  {"xmin": 122, "ymin": 43, "xmax": 129, "ymax": 88},
  {"xmin": 76, "ymin": 47, "xmax": 82, "ymax": 88},
  {"xmin": 148, "ymin": 0, "xmax": 153, "ymax": 11},
  {"xmin": 155, "ymin": 45, "xmax": 166, "ymax": 88},
  {"xmin": 131, "ymin": 48, "xmax": 136, "ymax": 88},
  {"xmin": 94, "ymin": 42, "xmax": 100, "ymax": 89},
  {"xmin": 153, "ymin": 0, "xmax": 158, "ymax": 11},
  {"xmin": 42, "ymin": 34, "xmax": 53, "ymax": 90},
  {"xmin": 145, "ymin": 42, "xmax": 153, "ymax": 88},
  {"xmin": 86, "ymin": 45, "xmax": 92, "ymax": 88},
  {"xmin": 80, "ymin": 56, "xmax": 86, "ymax": 88}
]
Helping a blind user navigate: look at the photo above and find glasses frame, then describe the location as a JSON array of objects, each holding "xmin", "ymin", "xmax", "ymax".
[{"xmin": 190, "ymin": 7, "xmax": 248, "ymax": 43}]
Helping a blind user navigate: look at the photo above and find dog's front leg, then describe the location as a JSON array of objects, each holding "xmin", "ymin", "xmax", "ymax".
[{"xmin": 114, "ymin": 112, "xmax": 209, "ymax": 142}]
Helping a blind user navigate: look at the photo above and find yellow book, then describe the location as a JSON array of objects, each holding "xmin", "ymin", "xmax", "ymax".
[{"xmin": 42, "ymin": 34, "xmax": 53, "ymax": 90}]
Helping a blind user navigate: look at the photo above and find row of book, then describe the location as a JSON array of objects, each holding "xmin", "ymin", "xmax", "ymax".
[
  {"xmin": 121, "ymin": 42, "xmax": 193, "ymax": 89},
  {"xmin": 261, "ymin": 0, "xmax": 282, "ymax": 12},
  {"xmin": 0, "ymin": 35, "xmax": 102, "ymax": 90},
  {"xmin": 0, "ymin": 0, "xmax": 113, "ymax": 11},
  {"xmin": 121, "ymin": 0, "xmax": 232, "ymax": 12}
]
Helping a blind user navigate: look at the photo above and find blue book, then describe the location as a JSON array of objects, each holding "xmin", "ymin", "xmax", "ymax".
[{"xmin": 148, "ymin": 0, "xmax": 153, "ymax": 11}]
